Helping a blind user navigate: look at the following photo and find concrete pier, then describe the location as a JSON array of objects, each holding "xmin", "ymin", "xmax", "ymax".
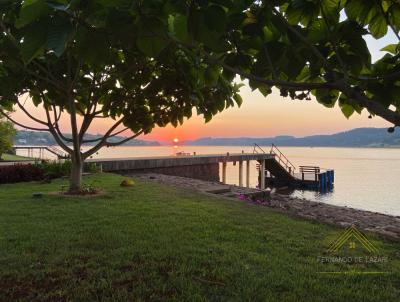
[{"xmin": 88, "ymin": 153, "xmax": 273, "ymax": 183}]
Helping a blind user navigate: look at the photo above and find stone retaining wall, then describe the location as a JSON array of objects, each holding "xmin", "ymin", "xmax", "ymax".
[{"xmin": 123, "ymin": 163, "xmax": 220, "ymax": 182}]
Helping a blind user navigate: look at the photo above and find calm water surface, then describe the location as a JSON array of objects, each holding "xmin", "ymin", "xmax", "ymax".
[{"xmin": 19, "ymin": 145, "xmax": 400, "ymax": 216}]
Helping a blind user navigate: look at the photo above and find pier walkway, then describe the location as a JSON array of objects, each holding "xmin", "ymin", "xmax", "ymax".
[{"xmin": 88, "ymin": 152, "xmax": 274, "ymax": 187}]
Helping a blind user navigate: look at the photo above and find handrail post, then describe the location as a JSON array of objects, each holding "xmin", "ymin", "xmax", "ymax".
[{"xmin": 260, "ymin": 159, "xmax": 265, "ymax": 190}]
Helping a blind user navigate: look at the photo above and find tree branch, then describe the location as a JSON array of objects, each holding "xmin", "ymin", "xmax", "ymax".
[
  {"xmin": 336, "ymin": 82, "xmax": 400, "ymax": 126},
  {"xmin": 44, "ymin": 106, "xmax": 73, "ymax": 153},
  {"xmin": 82, "ymin": 119, "xmax": 124, "ymax": 159},
  {"xmin": 52, "ymin": 104, "xmax": 73, "ymax": 143},
  {"xmin": 16, "ymin": 99, "xmax": 48, "ymax": 126},
  {"xmin": 82, "ymin": 127, "xmax": 129, "ymax": 144},
  {"xmin": 221, "ymin": 61, "xmax": 334, "ymax": 90},
  {"xmin": 105, "ymin": 131, "xmax": 144, "ymax": 147},
  {"xmin": 0, "ymin": 110, "xmax": 50, "ymax": 131}
]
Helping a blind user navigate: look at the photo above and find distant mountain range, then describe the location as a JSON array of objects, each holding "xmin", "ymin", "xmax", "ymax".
[
  {"xmin": 14, "ymin": 131, "xmax": 160, "ymax": 146},
  {"xmin": 14, "ymin": 128, "xmax": 400, "ymax": 148},
  {"xmin": 184, "ymin": 128, "xmax": 400, "ymax": 147}
]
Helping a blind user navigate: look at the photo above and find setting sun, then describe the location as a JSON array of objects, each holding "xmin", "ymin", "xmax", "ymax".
[{"xmin": 173, "ymin": 138, "xmax": 179, "ymax": 144}]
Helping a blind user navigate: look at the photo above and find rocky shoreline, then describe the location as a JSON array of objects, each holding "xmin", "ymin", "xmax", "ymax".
[{"xmin": 132, "ymin": 173, "xmax": 400, "ymax": 240}]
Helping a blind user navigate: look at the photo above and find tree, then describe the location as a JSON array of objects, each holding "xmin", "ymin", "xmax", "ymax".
[
  {"xmin": 0, "ymin": 118, "xmax": 16, "ymax": 160},
  {"xmin": 0, "ymin": 1, "xmax": 242, "ymax": 193}
]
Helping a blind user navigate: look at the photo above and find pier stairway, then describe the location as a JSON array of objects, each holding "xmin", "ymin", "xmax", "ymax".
[
  {"xmin": 254, "ymin": 144, "xmax": 334, "ymax": 190},
  {"xmin": 254, "ymin": 144, "xmax": 296, "ymax": 184}
]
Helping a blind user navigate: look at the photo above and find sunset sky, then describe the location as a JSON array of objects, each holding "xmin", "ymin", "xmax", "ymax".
[{"xmin": 12, "ymin": 33, "xmax": 395, "ymax": 143}]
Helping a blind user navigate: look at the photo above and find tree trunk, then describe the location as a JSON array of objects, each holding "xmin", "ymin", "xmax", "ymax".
[{"xmin": 70, "ymin": 153, "xmax": 83, "ymax": 194}]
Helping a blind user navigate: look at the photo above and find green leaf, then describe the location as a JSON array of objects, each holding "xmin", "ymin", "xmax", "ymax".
[
  {"xmin": 314, "ymin": 89, "xmax": 339, "ymax": 108},
  {"xmin": 204, "ymin": 66, "xmax": 220, "ymax": 86},
  {"xmin": 31, "ymin": 92, "xmax": 42, "ymax": 106},
  {"xmin": 341, "ymin": 104, "xmax": 355, "ymax": 119},
  {"xmin": 307, "ymin": 19, "xmax": 329, "ymax": 43},
  {"xmin": 169, "ymin": 14, "xmax": 189, "ymax": 42},
  {"xmin": 205, "ymin": 5, "xmax": 226, "ymax": 32},
  {"xmin": 20, "ymin": 22, "xmax": 47, "ymax": 63},
  {"xmin": 285, "ymin": 0, "xmax": 319, "ymax": 26},
  {"xmin": 136, "ymin": 18, "xmax": 169, "ymax": 57},
  {"xmin": 47, "ymin": 18, "xmax": 74, "ymax": 57},
  {"xmin": 75, "ymin": 28, "xmax": 109, "ymax": 65},
  {"xmin": 381, "ymin": 44, "xmax": 399, "ymax": 55},
  {"xmin": 368, "ymin": 13, "xmax": 388, "ymax": 38},
  {"xmin": 16, "ymin": 0, "xmax": 50, "ymax": 28},
  {"xmin": 258, "ymin": 85, "xmax": 272, "ymax": 97},
  {"xmin": 388, "ymin": 4, "xmax": 400, "ymax": 32},
  {"xmin": 233, "ymin": 94, "xmax": 243, "ymax": 107},
  {"xmin": 345, "ymin": 0, "xmax": 374, "ymax": 24},
  {"xmin": 204, "ymin": 113, "xmax": 213, "ymax": 123}
]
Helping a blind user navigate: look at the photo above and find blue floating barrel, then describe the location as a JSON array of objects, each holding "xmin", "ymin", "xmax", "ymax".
[
  {"xmin": 320, "ymin": 172, "xmax": 327, "ymax": 192},
  {"xmin": 327, "ymin": 170, "xmax": 332, "ymax": 190}
]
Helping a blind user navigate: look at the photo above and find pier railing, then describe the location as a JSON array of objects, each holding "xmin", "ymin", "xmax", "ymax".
[
  {"xmin": 12, "ymin": 146, "xmax": 70, "ymax": 160},
  {"xmin": 269, "ymin": 144, "xmax": 296, "ymax": 176},
  {"xmin": 253, "ymin": 143, "xmax": 296, "ymax": 176},
  {"xmin": 299, "ymin": 166, "xmax": 320, "ymax": 181},
  {"xmin": 253, "ymin": 143, "xmax": 266, "ymax": 154}
]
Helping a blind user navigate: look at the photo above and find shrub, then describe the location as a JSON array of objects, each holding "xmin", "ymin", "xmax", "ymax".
[
  {"xmin": 37, "ymin": 160, "xmax": 100, "ymax": 179},
  {"xmin": 84, "ymin": 162, "xmax": 100, "ymax": 173},
  {"xmin": 0, "ymin": 161, "xmax": 100, "ymax": 184},
  {"xmin": 37, "ymin": 160, "xmax": 72, "ymax": 179},
  {"xmin": 0, "ymin": 164, "xmax": 44, "ymax": 184}
]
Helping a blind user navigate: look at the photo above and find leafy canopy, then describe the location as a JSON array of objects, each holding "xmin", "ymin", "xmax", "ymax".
[
  {"xmin": 1, "ymin": 0, "xmax": 399, "ymax": 146},
  {"xmin": 0, "ymin": 0, "xmax": 242, "ymax": 160},
  {"xmin": 163, "ymin": 0, "xmax": 400, "ymax": 126}
]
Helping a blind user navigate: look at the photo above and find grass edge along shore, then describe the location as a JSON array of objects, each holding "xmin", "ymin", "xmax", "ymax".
[{"xmin": 0, "ymin": 173, "xmax": 399, "ymax": 301}]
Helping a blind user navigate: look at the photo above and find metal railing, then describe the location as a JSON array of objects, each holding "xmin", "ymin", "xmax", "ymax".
[
  {"xmin": 299, "ymin": 166, "xmax": 320, "ymax": 181},
  {"xmin": 253, "ymin": 143, "xmax": 266, "ymax": 154},
  {"xmin": 13, "ymin": 146, "xmax": 70, "ymax": 160},
  {"xmin": 269, "ymin": 144, "xmax": 296, "ymax": 176}
]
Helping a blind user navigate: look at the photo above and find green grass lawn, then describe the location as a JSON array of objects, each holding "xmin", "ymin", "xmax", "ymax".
[
  {"xmin": 1, "ymin": 153, "xmax": 34, "ymax": 161},
  {"xmin": 0, "ymin": 173, "xmax": 399, "ymax": 301}
]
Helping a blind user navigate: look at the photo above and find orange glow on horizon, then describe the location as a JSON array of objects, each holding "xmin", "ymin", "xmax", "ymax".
[{"xmin": 12, "ymin": 84, "xmax": 391, "ymax": 143}]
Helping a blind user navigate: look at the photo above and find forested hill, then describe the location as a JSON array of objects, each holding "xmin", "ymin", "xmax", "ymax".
[
  {"xmin": 14, "ymin": 131, "xmax": 160, "ymax": 146},
  {"xmin": 184, "ymin": 128, "xmax": 400, "ymax": 147}
]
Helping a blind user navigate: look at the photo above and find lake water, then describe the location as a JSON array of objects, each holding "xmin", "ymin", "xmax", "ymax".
[{"xmin": 17, "ymin": 145, "xmax": 400, "ymax": 216}]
